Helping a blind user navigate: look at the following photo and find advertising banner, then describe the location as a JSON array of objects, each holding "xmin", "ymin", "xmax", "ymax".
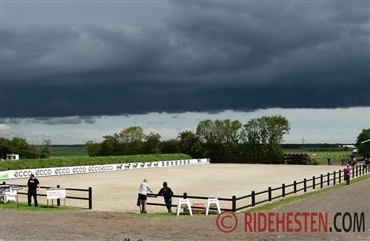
[
  {"xmin": 7, "ymin": 164, "xmax": 117, "ymax": 179},
  {"xmin": 47, "ymin": 188, "xmax": 66, "ymax": 200},
  {"xmin": 3, "ymin": 158, "xmax": 210, "ymax": 179}
]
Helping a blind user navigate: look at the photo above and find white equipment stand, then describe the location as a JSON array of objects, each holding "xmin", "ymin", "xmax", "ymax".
[
  {"xmin": 176, "ymin": 198, "xmax": 193, "ymax": 216},
  {"xmin": 206, "ymin": 198, "xmax": 221, "ymax": 215}
]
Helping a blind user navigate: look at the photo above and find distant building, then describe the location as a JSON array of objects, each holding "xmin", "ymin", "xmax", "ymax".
[
  {"xmin": 340, "ymin": 144, "xmax": 356, "ymax": 149},
  {"xmin": 6, "ymin": 154, "xmax": 19, "ymax": 160},
  {"xmin": 362, "ymin": 139, "xmax": 370, "ymax": 157}
]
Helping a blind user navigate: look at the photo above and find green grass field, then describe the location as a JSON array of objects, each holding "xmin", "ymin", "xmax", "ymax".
[
  {"xmin": 283, "ymin": 149, "xmax": 353, "ymax": 164},
  {"xmin": 50, "ymin": 145, "xmax": 88, "ymax": 157}
]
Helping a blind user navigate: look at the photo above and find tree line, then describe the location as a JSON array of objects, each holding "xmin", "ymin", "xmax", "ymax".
[
  {"xmin": 0, "ymin": 137, "xmax": 51, "ymax": 160},
  {"xmin": 2, "ymin": 121, "xmax": 368, "ymax": 163},
  {"xmin": 86, "ymin": 115, "xmax": 291, "ymax": 164}
]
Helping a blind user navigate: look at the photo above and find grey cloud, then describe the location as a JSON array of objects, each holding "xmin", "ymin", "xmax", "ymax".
[
  {"xmin": 147, "ymin": 121, "xmax": 165, "ymax": 125},
  {"xmin": 165, "ymin": 2, "xmax": 360, "ymax": 80},
  {"xmin": 1, "ymin": 1, "xmax": 368, "ymax": 119},
  {"xmin": 171, "ymin": 115, "xmax": 185, "ymax": 120},
  {"xmin": 1, "ymin": 118, "xmax": 23, "ymax": 125},
  {"xmin": 2, "ymin": 27, "xmax": 80, "ymax": 81},
  {"xmin": 1, "ymin": 117, "xmax": 97, "ymax": 125},
  {"xmin": 35, "ymin": 116, "xmax": 98, "ymax": 125}
]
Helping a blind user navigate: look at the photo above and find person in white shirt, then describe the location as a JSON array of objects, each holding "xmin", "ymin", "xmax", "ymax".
[{"xmin": 138, "ymin": 179, "xmax": 153, "ymax": 213}]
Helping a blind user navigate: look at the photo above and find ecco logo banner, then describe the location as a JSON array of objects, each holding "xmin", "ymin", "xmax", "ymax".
[
  {"xmin": 4, "ymin": 158, "xmax": 210, "ymax": 179},
  {"xmin": 8, "ymin": 164, "xmax": 117, "ymax": 179}
]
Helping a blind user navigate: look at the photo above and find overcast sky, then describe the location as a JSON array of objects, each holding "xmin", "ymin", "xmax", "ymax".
[{"xmin": 0, "ymin": 0, "xmax": 369, "ymax": 145}]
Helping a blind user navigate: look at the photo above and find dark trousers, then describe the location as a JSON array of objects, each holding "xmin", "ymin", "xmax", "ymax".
[
  {"xmin": 164, "ymin": 198, "xmax": 172, "ymax": 212},
  {"xmin": 28, "ymin": 189, "xmax": 38, "ymax": 206},
  {"xmin": 344, "ymin": 175, "xmax": 350, "ymax": 185}
]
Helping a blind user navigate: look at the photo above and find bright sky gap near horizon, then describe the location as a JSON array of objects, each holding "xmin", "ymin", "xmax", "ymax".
[{"xmin": 0, "ymin": 0, "xmax": 369, "ymax": 145}]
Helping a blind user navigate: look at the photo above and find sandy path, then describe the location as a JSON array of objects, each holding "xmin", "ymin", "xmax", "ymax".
[{"xmin": 4, "ymin": 163, "xmax": 348, "ymax": 213}]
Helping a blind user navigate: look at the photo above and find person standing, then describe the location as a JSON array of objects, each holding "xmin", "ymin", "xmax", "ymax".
[
  {"xmin": 27, "ymin": 174, "xmax": 40, "ymax": 207},
  {"xmin": 366, "ymin": 152, "xmax": 370, "ymax": 168},
  {"xmin": 138, "ymin": 179, "xmax": 153, "ymax": 213},
  {"xmin": 344, "ymin": 164, "xmax": 351, "ymax": 185},
  {"xmin": 326, "ymin": 153, "xmax": 331, "ymax": 165},
  {"xmin": 157, "ymin": 182, "xmax": 174, "ymax": 213}
]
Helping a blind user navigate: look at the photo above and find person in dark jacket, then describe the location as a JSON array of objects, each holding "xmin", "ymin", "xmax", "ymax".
[
  {"xmin": 157, "ymin": 182, "xmax": 174, "ymax": 213},
  {"xmin": 27, "ymin": 174, "xmax": 40, "ymax": 207}
]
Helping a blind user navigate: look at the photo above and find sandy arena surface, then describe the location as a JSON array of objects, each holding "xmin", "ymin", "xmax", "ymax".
[{"xmin": 6, "ymin": 163, "xmax": 346, "ymax": 213}]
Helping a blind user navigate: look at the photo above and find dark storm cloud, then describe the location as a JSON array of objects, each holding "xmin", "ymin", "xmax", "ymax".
[{"xmin": 1, "ymin": 1, "xmax": 368, "ymax": 120}]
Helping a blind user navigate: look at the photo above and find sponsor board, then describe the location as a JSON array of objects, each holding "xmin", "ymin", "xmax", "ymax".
[
  {"xmin": 7, "ymin": 164, "xmax": 116, "ymax": 179},
  {"xmin": 2, "ymin": 159, "xmax": 210, "ymax": 179},
  {"xmin": 47, "ymin": 188, "xmax": 67, "ymax": 200}
]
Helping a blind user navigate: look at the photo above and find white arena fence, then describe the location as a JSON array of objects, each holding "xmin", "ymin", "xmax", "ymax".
[{"xmin": 0, "ymin": 158, "xmax": 210, "ymax": 180}]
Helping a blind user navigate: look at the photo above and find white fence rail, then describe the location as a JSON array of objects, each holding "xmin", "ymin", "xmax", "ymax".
[{"xmin": 0, "ymin": 158, "xmax": 210, "ymax": 180}]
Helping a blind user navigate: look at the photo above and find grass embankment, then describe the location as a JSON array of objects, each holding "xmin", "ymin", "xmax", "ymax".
[{"xmin": 0, "ymin": 153, "xmax": 192, "ymax": 171}]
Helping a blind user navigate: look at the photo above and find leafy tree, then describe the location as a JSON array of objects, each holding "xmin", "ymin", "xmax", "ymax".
[
  {"xmin": 264, "ymin": 115, "xmax": 290, "ymax": 145},
  {"xmin": 82, "ymin": 116, "xmax": 290, "ymax": 164},
  {"xmin": 161, "ymin": 139, "xmax": 180, "ymax": 154},
  {"xmin": 142, "ymin": 132, "xmax": 162, "ymax": 154},
  {"xmin": 223, "ymin": 119, "xmax": 242, "ymax": 143},
  {"xmin": 85, "ymin": 140, "xmax": 102, "ymax": 157},
  {"xmin": 196, "ymin": 119, "xmax": 243, "ymax": 162},
  {"xmin": 196, "ymin": 120, "xmax": 217, "ymax": 143},
  {"xmin": 241, "ymin": 115, "xmax": 290, "ymax": 163},
  {"xmin": 0, "ymin": 137, "xmax": 11, "ymax": 159},
  {"xmin": 0, "ymin": 137, "xmax": 54, "ymax": 159},
  {"xmin": 117, "ymin": 126, "xmax": 145, "ymax": 155},
  {"xmin": 218, "ymin": 119, "xmax": 242, "ymax": 162},
  {"xmin": 100, "ymin": 135, "xmax": 120, "ymax": 156},
  {"xmin": 117, "ymin": 126, "xmax": 145, "ymax": 143},
  {"xmin": 39, "ymin": 139, "xmax": 52, "ymax": 158},
  {"xmin": 240, "ymin": 118, "xmax": 262, "ymax": 163},
  {"xmin": 9, "ymin": 137, "xmax": 39, "ymax": 159},
  {"xmin": 178, "ymin": 130, "xmax": 203, "ymax": 158},
  {"xmin": 355, "ymin": 128, "xmax": 370, "ymax": 154},
  {"xmin": 9, "ymin": 137, "xmax": 29, "ymax": 154}
]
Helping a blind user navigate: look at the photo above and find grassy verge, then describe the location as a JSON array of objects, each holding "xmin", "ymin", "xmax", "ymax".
[{"xmin": 0, "ymin": 201, "xmax": 84, "ymax": 212}]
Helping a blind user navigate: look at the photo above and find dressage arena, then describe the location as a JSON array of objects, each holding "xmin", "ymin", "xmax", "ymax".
[{"xmin": 8, "ymin": 164, "xmax": 343, "ymax": 213}]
